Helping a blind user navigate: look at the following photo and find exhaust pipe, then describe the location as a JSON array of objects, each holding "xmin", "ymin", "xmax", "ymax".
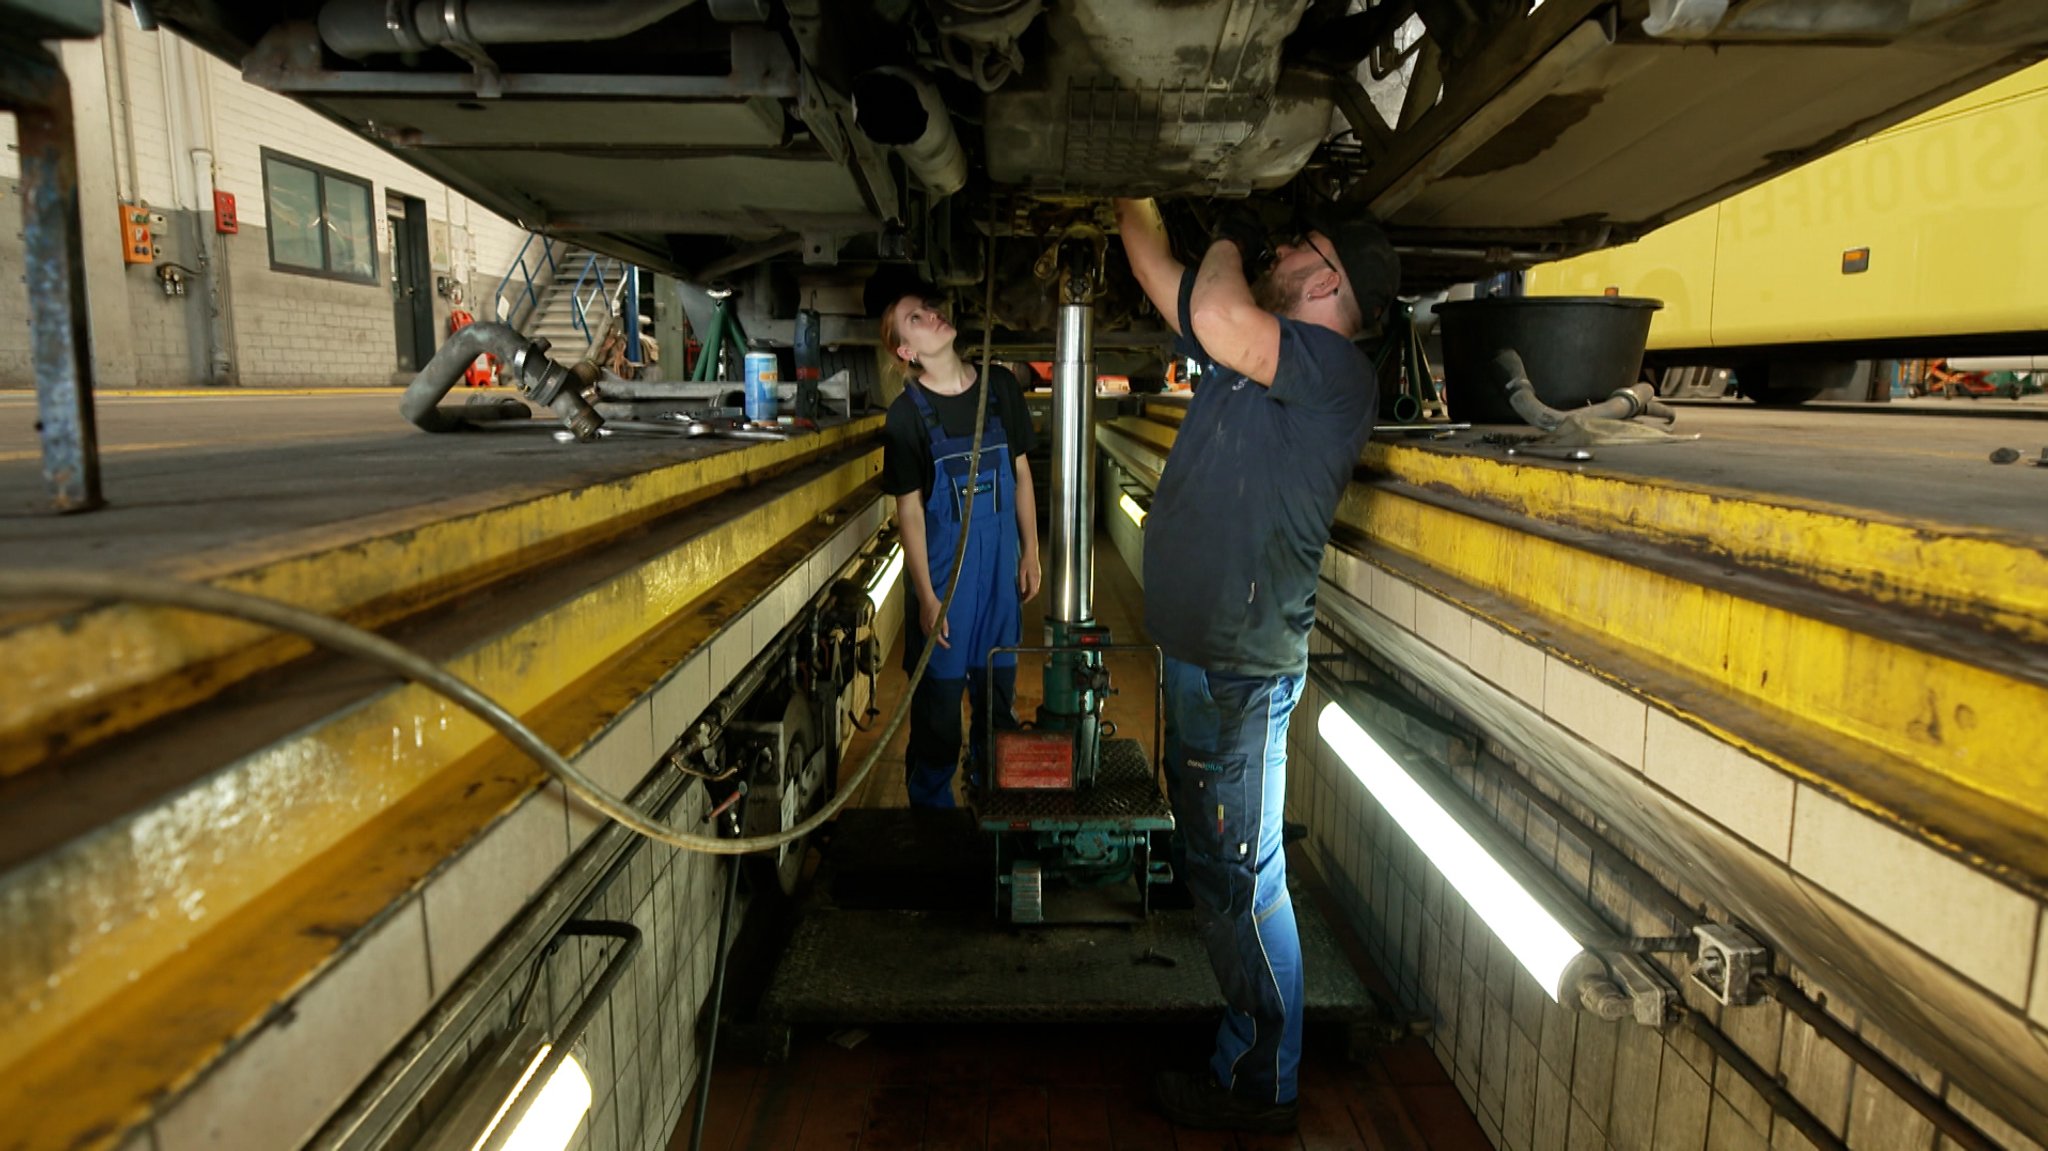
[
  {"xmin": 319, "ymin": 0, "xmax": 700, "ymax": 59},
  {"xmin": 852, "ymin": 67, "xmax": 967, "ymax": 198},
  {"xmin": 401, "ymin": 321, "xmax": 603, "ymax": 440}
]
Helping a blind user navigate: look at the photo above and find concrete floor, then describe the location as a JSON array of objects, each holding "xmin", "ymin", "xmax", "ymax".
[
  {"xmin": 1428, "ymin": 404, "xmax": 2048, "ymax": 536},
  {"xmin": 4, "ymin": 389, "xmax": 2043, "ymax": 577},
  {"xmin": 0, "ymin": 389, "xmax": 792, "ymax": 569}
]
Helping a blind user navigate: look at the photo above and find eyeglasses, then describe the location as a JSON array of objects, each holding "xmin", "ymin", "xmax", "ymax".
[{"xmin": 1291, "ymin": 232, "xmax": 1342, "ymax": 282}]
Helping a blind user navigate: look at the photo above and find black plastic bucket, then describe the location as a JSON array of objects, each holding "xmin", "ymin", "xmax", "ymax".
[{"xmin": 1437, "ymin": 296, "xmax": 1661, "ymax": 424}]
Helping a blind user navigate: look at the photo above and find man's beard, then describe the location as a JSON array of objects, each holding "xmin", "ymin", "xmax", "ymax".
[{"xmin": 1251, "ymin": 264, "xmax": 1309, "ymax": 315}]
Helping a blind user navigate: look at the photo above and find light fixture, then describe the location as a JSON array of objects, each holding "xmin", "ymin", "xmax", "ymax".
[
  {"xmin": 473, "ymin": 1046, "xmax": 591, "ymax": 1151},
  {"xmin": 1317, "ymin": 701, "xmax": 1587, "ymax": 999},
  {"xmin": 864, "ymin": 543, "xmax": 905, "ymax": 613},
  {"xmin": 418, "ymin": 922, "xmax": 637, "ymax": 1151},
  {"xmin": 1118, "ymin": 492, "xmax": 1147, "ymax": 527}
]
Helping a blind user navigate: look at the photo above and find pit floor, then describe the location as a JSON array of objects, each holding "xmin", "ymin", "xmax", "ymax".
[{"xmin": 669, "ymin": 530, "xmax": 1489, "ymax": 1151}]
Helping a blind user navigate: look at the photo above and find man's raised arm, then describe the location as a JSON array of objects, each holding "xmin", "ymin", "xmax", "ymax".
[{"xmin": 1114, "ymin": 197, "xmax": 1186, "ymax": 336}]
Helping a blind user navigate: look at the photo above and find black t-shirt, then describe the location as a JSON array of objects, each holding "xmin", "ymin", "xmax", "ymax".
[
  {"xmin": 1142, "ymin": 268, "xmax": 1377, "ymax": 676},
  {"xmin": 881, "ymin": 365, "xmax": 1037, "ymax": 498}
]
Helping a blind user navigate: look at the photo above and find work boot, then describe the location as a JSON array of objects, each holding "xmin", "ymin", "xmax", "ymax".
[{"xmin": 1152, "ymin": 1070, "xmax": 1298, "ymax": 1134}]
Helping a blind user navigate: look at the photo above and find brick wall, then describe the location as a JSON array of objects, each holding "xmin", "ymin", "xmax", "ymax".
[{"xmin": 0, "ymin": 9, "xmax": 533, "ymax": 390}]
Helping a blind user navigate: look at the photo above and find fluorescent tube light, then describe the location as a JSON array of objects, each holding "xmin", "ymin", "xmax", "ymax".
[
  {"xmin": 1118, "ymin": 493, "xmax": 1147, "ymax": 527},
  {"xmin": 473, "ymin": 1045, "xmax": 591, "ymax": 1151},
  {"xmin": 864, "ymin": 544, "xmax": 905, "ymax": 613},
  {"xmin": 1317, "ymin": 702, "xmax": 1586, "ymax": 999}
]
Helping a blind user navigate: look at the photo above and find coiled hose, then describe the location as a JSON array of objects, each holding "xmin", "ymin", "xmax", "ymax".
[{"xmin": 0, "ymin": 249, "xmax": 1001, "ymax": 858}]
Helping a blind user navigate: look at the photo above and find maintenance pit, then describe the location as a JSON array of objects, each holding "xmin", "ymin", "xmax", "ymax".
[{"xmin": 4, "ymin": 385, "xmax": 2045, "ymax": 1151}]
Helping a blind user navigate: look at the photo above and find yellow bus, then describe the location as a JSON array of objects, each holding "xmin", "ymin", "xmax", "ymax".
[{"xmin": 1527, "ymin": 63, "xmax": 2048, "ymax": 404}]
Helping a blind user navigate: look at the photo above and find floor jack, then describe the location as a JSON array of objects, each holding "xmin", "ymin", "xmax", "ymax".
[{"xmin": 976, "ymin": 231, "xmax": 1175, "ymax": 925}]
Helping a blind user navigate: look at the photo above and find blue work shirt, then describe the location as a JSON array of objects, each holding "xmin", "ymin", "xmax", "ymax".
[{"xmin": 1142, "ymin": 268, "xmax": 1377, "ymax": 677}]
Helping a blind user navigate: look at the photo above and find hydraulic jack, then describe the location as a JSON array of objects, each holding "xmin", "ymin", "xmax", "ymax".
[{"xmin": 977, "ymin": 229, "xmax": 1174, "ymax": 925}]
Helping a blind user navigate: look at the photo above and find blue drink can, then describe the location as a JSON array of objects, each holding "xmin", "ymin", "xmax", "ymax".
[{"xmin": 743, "ymin": 351, "xmax": 780, "ymax": 422}]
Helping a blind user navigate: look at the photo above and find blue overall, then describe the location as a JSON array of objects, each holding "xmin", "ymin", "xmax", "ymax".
[
  {"xmin": 1163, "ymin": 656, "xmax": 1306, "ymax": 1105},
  {"xmin": 903, "ymin": 382, "xmax": 1020, "ymax": 808}
]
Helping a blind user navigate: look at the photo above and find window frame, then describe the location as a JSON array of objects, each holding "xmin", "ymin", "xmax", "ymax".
[{"xmin": 259, "ymin": 147, "xmax": 379, "ymax": 285}]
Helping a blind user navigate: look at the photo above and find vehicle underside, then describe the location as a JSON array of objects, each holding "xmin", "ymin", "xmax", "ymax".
[{"xmin": 150, "ymin": 0, "xmax": 2048, "ymax": 376}]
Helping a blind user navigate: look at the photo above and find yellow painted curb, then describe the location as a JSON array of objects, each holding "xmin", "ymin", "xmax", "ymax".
[
  {"xmin": 0, "ymin": 463, "xmax": 882, "ymax": 1115},
  {"xmin": 0, "ymin": 418, "xmax": 885, "ymax": 777},
  {"xmin": 1364, "ymin": 442, "xmax": 2048, "ymax": 646},
  {"xmin": 1338, "ymin": 485, "xmax": 2048, "ymax": 827},
  {"xmin": 0, "ymin": 485, "xmax": 882, "ymax": 1151}
]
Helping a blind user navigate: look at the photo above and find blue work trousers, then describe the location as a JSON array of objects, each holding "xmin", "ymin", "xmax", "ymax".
[
  {"xmin": 905, "ymin": 666, "xmax": 1017, "ymax": 808},
  {"xmin": 1162, "ymin": 655, "xmax": 1305, "ymax": 1105}
]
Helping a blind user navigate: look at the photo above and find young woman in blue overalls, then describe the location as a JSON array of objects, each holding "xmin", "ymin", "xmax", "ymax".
[{"xmin": 879, "ymin": 293, "xmax": 1042, "ymax": 808}]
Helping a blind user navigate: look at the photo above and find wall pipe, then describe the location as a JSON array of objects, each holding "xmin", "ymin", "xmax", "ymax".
[
  {"xmin": 1757, "ymin": 975, "xmax": 2002, "ymax": 1151},
  {"xmin": 1678, "ymin": 1011, "xmax": 1849, "ymax": 1151},
  {"xmin": 319, "ymin": 0, "xmax": 701, "ymax": 59},
  {"xmin": 399, "ymin": 320, "xmax": 603, "ymax": 440}
]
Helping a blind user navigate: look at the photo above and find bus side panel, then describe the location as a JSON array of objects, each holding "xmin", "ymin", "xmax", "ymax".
[
  {"xmin": 1528, "ymin": 63, "xmax": 2048, "ymax": 354},
  {"xmin": 1525, "ymin": 208, "xmax": 1719, "ymax": 351}
]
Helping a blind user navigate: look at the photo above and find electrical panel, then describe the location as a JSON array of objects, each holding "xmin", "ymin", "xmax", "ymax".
[{"xmin": 119, "ymin": 204, "xmax": 152, "ymax": 264}]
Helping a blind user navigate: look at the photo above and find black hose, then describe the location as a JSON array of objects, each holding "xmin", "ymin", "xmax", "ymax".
[{"xmin": 688, "ymin": 813, "xmax": 746, "ymax": 1151}]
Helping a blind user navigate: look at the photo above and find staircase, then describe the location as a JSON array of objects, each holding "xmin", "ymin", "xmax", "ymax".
[
  {"xmin": 530, "ymin": 244, "xmax": 630, "ymax": 352},
  {"xmin": 493, "ymin": 235, "xmax": 635, "ymax": 357}
]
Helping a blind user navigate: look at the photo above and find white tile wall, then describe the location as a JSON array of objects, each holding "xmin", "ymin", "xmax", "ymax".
[
  {"xmin": 2032, "ymin": 912, "xmax": 2048, "ymax": 1030},
  {"xmin": 1789, "ymin": 788, "xmax": 2039, "ymax": 1008},
  {"xmin": 1372, "ymin": 566, "xmax": 1419, "ymax": 630},
  {"xmin": 582, "ymin": 701, "xmax": 659, "ymax": 798},
  {"xmin": 156, "ymin": 901, "xmax": 432, "ymax": 1151},
  {"xmin": 1309, "ymin": 555, "xmax": 2048, "ymax": 1151},
  {"xmin": 1417, "ymin": 591, "xmax": 1475, "ymax": 665},
  {"xmin": 1642, "ymin": 711, "xmax": 1795, "ymax": 861},
  {"xmin": 651, "ymin": 652, "xmax": 713, "ymax": 748},
  {"xmin": 1470, "ymin": 621, "xmax": 1548, "ymax": 709},
  {"xmin": 1542, "ymin": 658, "xmax": 1647, "ymax": 772},
  {"xmin": 423, "ymin": 791, "xmax": 571, "ymax": 992}
]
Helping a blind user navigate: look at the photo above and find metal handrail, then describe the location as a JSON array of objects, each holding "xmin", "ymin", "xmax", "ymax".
[
  {"xmin": 569, "ymin": 254, "xmax": 615, "ymax": 345},
  {"xmin": 492, "ymin": 232, "xmax": 559, "ymax": 324}
]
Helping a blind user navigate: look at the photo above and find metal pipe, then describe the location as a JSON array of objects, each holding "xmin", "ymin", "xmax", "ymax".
[
  {"xmin": 400, "ymin": 321, "xmax": 603, "ymax": 440},
  {"xmin": 319, "ymin": 0, "xmax": 702, "ymax": 59},
  {"xmin": 687, "ymin": 810, "xmax": 745, "ymax": 1151},
  {"xmin": 851, "ymin": 67, "xmax": 967, "ymax": 197},
  {"xmin": 1757, "ymin": 975, "xmax": 2003, "ymax": 1151},
  {"xmin": 688, "ymin": 236, "xmax": 801, "ymax": 285},
  {"xmin": 1678, "ymin": 1011, "xmax": 1849, "ymax": 1151},
  {"xmin": 1, "ymin": 45, "xmax": 103, "ymax": 513},
  {"xmin": 1049, "ymin": 302, "xmax": 1095, "ymax": 624}
]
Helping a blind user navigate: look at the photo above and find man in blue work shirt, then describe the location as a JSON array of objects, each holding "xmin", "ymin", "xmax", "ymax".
[{"xmin": 1114, "ymin": 196, "xmax": 1397, "ymax": 1133}]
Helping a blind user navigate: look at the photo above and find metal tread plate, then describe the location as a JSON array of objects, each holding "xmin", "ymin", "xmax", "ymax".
[
  {"xmin": 978, "ymin": 738, "xmax": 1172, "ymax": 830},
  {"xmin": 758, "ymin": 892, "xmax": 1375, "ymax": 1025}
]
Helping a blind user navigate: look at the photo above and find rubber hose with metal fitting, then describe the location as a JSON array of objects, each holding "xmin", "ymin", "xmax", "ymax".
[
  {"xmin": 1495, "ymin": 350, "xmax": 1676, "ymax": 431},
  {"xmin": 399, "ymin": 320, "xmax": 604, "ymax": 441}
]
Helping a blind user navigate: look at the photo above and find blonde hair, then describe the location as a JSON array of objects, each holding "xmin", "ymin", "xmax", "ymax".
[{"xmin": 878, "ymin": 295, "xmax": 925, "ymax": 388}]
